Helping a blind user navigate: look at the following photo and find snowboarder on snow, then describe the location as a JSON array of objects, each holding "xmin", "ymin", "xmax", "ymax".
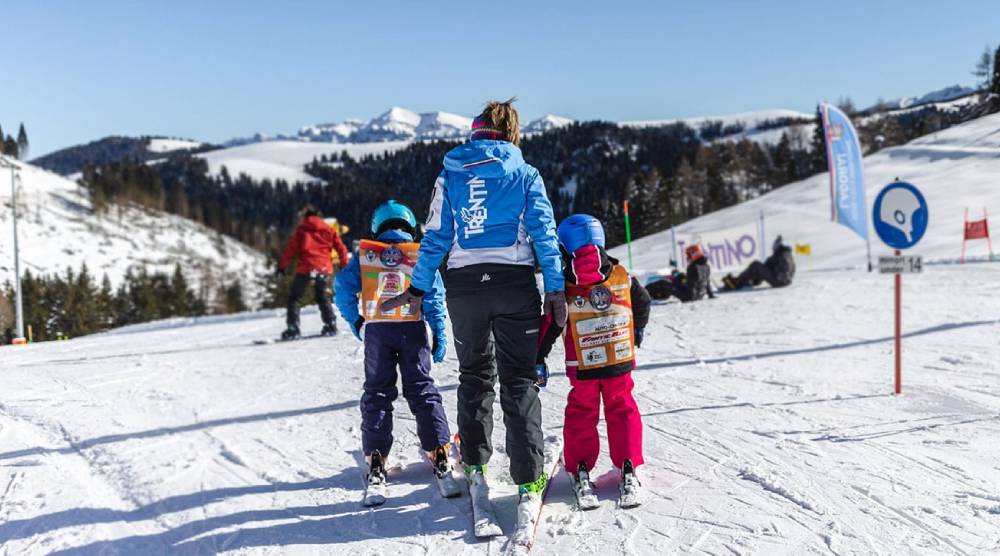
[
  {"xmin": 334, "ymin": 200, "xmax": 454, "ymax": 506},
  {"xmin": 380, "ymin": 100, "xmax": 566, "ymax": 515},
  {"xmin": 277, "ymin": 205, "xmax": 350, "ymax": 340},
  {"xmin": 535, "ymin": 214, "xmax": 650, "ymax": 509},
  {"xmin": 722, "ymin": 235, "xmax": 796, "ymax": 291},
  {"xmin": 645, "ymin": 243, "xmax": 715, "ymax": 302}
]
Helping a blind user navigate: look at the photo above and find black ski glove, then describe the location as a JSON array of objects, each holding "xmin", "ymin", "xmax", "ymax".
[
  {"xmin": 351, "ymin": 317, "xmax": 365, "ymax": 341},
  {"xmin": 543, "ymin": 292, "xmax": 568, "ymax": 328},
  {"xmin": 380, "ymin": 286, "xmax": 424, "ymax": 312},
  {"xmin": 635, "ymin": 328, "xmax": 645, "ymax": 348}
]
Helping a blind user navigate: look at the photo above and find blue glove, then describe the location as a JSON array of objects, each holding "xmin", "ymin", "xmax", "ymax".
[
  {"xmin": 351, "ymin": 317, "xmax": 364, "ymax": 341},
  {"xmin": 432, "ymin": 329, "xmax": 447, "ymax": 363}
]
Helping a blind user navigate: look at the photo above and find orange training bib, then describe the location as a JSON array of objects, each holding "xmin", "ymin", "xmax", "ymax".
[
  {"xmin": 566, "ymin": 264, "xmax": 635, "ymax": 371},
  {"xmin": 359, "ymin": 240, "xmax": 422, "ymax": 322}
]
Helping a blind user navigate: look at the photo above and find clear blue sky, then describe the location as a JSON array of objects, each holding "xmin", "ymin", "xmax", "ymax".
[{"xmin": 2, "ymin": 0, "xmax": 998, "ymax": 157}]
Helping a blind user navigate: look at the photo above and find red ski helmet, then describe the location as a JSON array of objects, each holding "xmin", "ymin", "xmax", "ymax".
[{"xmin": 685, "ymin": 243, "xmax": 705, "ymax": 262}]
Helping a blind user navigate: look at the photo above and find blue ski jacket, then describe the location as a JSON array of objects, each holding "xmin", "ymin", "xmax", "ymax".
[
  {"xmin": 409, "ymin": 140, "xmax": 564, "ymax": 293},
  {"xmin": 334, "ymin": 229, "xmax": 447, "ymax": 336}
]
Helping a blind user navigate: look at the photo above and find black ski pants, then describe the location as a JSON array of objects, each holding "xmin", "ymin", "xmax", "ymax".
[
  {"xmin": 736, "ymin": 261, "xmax": 780, "ymax": 289},
  {"xmin": 287, "ymin": 272, "xmax": 336, "ymax": 328},
  {"xmin": 447, "ymin": 285, "xmax": 543, "ymax": 484}
]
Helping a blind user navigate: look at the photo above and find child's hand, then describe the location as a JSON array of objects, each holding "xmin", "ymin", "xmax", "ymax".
[
  {"xmin": 352, "ymin": 318, "xmax": 365, "ymax": 341},
  {"xmin": 535, "ymin": 363, "xmax": 549, "ymax": 387},
  {"xmin": 635, "ymin": 328, "xmax": 645, "ymax": 348}
]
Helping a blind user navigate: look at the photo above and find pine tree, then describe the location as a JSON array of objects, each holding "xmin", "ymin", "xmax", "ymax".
[
  {"xmin": 973, "ymin": 45, "xmax": 993, "ymax": 90},
  {"xmin": 3, "ymin": 135, "xmax": 17, "ymax": 159},
  {"xmin": 992, "ymin": 45, "xmax": 1000, "ymax": 111},
  {"xmin": 809, "ymin": 106, "xmax": 828, "ymax": 174},
  {"xmin": 17, "ymin": 123, "xmax": 28, "ymax": 160}
]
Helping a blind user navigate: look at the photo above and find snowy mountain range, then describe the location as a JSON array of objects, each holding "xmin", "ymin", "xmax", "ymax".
[
  {"xmin": 226, "ymin": 107, "xmax": 575, "ymax": 147},
  {"xmin": 872, "ymin": 84, "xmax": 977, "ymax": 111}
]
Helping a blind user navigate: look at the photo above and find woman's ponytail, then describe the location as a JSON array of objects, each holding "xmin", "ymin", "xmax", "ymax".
[{"xmin": 480, "ymin": 98, "xmax": 521, "ymax": 146}]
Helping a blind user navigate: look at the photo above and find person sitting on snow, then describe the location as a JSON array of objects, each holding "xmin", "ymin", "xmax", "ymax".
[
  {"xmin": 277, "ymin": 205, "xmax": 350, "ymax": 339},
  {"xmin": 333, "ymin": 200, "xmax": 453, "ymax": 506},
  {"xmin": 645, "ymin": 243, "xmax": 715, "ymax": 302},
  {"xmin": 722, "ymin": 235, "xmax": 796, "ymax": 291}
]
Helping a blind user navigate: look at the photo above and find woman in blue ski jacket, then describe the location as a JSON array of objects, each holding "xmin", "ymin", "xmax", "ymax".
[{"xmin": 382, "ymin": 100, "xmax": 567, "ymax": 497}]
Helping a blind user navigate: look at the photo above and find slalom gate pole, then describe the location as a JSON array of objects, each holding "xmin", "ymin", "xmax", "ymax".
[
  {"xmin": 623, "ymin": 200, "xmax": 634, "ymax": 270},
  {"xmin": 759, "ymin": 210, "xmax": 765, "ymax": 262},
  {"xmin": 986, "ymin": 207, "xmax": 995, "ymax": 261},
  {"xmin": 961, "ymin": 208, "xmax": 968, "ymax": 264},
  {"xmin": 670, "ymin": 226, "xmax": 679, "ymax": 268},
  {"xmin": 866, "ymin": 237, "xmax": 873, "ymax": 272},
  {"xmin": 894, "ymin": 248, "xmax": 902, "ymax": 395}
]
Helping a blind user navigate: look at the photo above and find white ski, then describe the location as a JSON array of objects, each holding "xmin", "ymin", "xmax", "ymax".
[
  {"xmin": 452, "ymin": 434, "xmax": 502, "ymax": 538},
  {"xmin": 618, "ymin": 459, "xmax": 642, "ymax": 509},
  {"xmin": 569, "ymin": 466, "xmax": 600, "ymax": 510},
  {"xmin": 433, "ymin": 462, "xmax": 463, "ymax": 499},
  {"xmin": 363, "ymin": 477, "xmax": 387, "ymax": 507},
  {"xmin": 362, "ymin": 451, "xmax": 388, "ymax": 507},
  {"xmin": 468, "ymin": 468, "xmax": 504, "ymax": 538},
  {"xmin": 504, "ymin": 435, "xmax": 564, "ymax": 555}
]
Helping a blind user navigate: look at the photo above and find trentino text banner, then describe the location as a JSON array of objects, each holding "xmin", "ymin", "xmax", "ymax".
[
  {"xmin": 821, "ymin": 102, "xmax": 868, "ymax": 240},
  {"xmin": 675, "ymin": 222, "xmax": 762, "ymax": 274}
]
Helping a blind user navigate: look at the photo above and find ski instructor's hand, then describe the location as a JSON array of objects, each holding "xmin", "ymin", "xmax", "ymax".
[
  {"xmin": 380, "ymin": 286, "xmax": 424, "ymax": 312},
  {"xmin": 543, "ymin": 292, "xmax": 568, "ymax": 328}
]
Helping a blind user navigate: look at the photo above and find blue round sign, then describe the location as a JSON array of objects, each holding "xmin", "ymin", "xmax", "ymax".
[{"xmin": 872, "ymin": 182, "xmax": 928, "ymax": 249}]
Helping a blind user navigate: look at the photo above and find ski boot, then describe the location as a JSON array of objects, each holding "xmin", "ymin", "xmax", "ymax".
[
  {"xmin": 428, "ymin": 444, "xmax": 461, "ymax": 498},
  {"xmin": 721, "ymin": 274, "xmax": 738, "ymax": 291},
  {"xmin": 510, "ymin": 472, "xmax": 550, "ymax": 549},
  {"xmin": 570, "ymin": 462, "xmax": 600, "ymax": 510},
  {"xmin": 363, "ymin": 450, "xmax": 387, "ymax": 507},
  {"xmin": 281, "ymin": 325, "xmax": 301, "ymax": 341},
  {"xmin": 320, "ymin": 322, "xmax": 338, "ymax": 337},
  {"xmin": 618, "ymin": 459, "xmax": 642, "ymax": 508}
]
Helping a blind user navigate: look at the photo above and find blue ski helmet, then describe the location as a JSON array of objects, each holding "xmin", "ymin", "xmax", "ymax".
[
  {"xmin": 557, "ymin": 214, "xmax": 605, "ymax": 254},
  {"xmin": 371, "ymin": 200, "xmax": 418, "ymax": 235}
]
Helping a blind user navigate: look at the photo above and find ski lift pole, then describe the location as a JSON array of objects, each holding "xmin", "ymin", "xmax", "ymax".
[
  {"xmin": 623, "ymin": 200, "xmax": 634, "ymax": 270},
  {"xmin": 1, "ymin": 157, "xmax": 25, "ymax": 342}
]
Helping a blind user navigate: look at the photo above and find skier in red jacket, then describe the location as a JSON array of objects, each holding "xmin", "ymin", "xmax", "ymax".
[{"xmin": 277, "ymin": 206, "xmax": 350, "ymax": 340}]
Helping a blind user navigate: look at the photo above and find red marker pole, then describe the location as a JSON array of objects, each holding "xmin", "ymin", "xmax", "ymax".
[{"xmin": 894, "ymin": 248, "xmax": 902, "ymax": 395}]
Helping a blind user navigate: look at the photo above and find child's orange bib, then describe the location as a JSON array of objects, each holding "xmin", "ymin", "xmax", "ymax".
[
  {"xmin": 359, "ymin": 240, "xmax": 422, "ymax": 322},
  {"xmin": 565, "ymin": 264, "xmax": 635, "ymax": 371}
]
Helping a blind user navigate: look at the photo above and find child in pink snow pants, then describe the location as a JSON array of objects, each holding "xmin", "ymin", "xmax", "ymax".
[{"xmin": 536, "ymin": 214, "xmax": 651, "ymax": 481}]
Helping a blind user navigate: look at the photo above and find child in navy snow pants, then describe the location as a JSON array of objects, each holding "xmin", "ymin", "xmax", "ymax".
[
  {"xmin": 360, "ymin": 321, "xmax": 450, "ymax": 457},
  {"xmin": 334, "ymin": 204, "xmax": 452, "ymax": 462}
]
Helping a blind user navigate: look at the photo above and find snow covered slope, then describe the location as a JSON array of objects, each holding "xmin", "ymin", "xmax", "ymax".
[
  {"xmin": 1, "ymin": 263, "xmax": 998, "ymax": 554},
  {"xmin": 198, "ymin": 140, "xmax": 412, "ymax": 183},
  {"xmin": 0, "ymin": 155, "xmax": 267, "ymax": 301},
  {"xmin": 612, "ymin": 111, "xmax": 1000, "ymax": 274},
  {"xmin": 146, "ymin": 138, "xmax": 204, "ymax": 153}
]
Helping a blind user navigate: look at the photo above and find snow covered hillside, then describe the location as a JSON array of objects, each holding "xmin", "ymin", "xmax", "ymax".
[
  {"xmin": 199, "ymin": 140, "xmax": 412, "ymax": 184},
  {"xmin": 612, "ymin": 111, "xmax": 1000, "ymax": 274},
  {"xmin": 0, "ymin": 155, "xmax": 268, "ymax": 302},
  {"xmin": 1, "ymin": 263, "xmax": 998, "ymax": 554}
]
